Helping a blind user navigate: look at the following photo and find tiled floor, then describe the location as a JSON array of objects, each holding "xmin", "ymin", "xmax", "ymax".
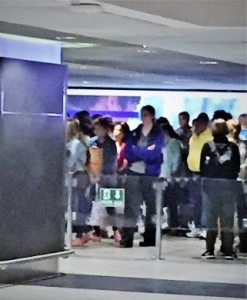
[
  {"xmin": 0, "ymin": 236, "xmax": 246, "ymax": 300},
  {"xmin": 60, "ymin": 236, "xmax": 247, "ymax": 284},
  {"xmin": 0, "ymin": 286, "xmax": 244, "ymax": 300}
]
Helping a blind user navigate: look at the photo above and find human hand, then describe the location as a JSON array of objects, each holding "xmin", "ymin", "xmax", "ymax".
[{"xmin": 147, "ymin": 144, "xmax": 156, "ymax": 150}]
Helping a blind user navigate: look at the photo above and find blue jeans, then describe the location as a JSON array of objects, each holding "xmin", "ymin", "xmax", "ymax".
[
  {"xmin": 202, "ymin": 178, "xmax": 237, "ymax": 255},
  {"xmin": 187, "ymin": 174, "xmax": 202, "ymax": 228},
  {"xmin": 72, "ymin": 187, "xmax": 92, "ymax": 227}
]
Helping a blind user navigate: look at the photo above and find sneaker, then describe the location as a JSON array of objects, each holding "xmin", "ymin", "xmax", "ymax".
[
  {"xmin": 224, "ymin": 253, "xmax": 238, "ymax": 260},
  {"xmin": 201, "ymin": 251, "xmax": 215, "ymax": 259},
  {"xmin": 224, "ymin": 255, "xmax": 234, "ymax": 260},
  {"xmin": 119, "ymin": 239, "xmax": 133, "ymax": 248},
  {"xmin": 186, "ymin": 229, "xmax": 201, "ymax": 238},
  {"xmin": 71, "ymin": 237, "xmax": 87, "ymax": 247},
  {"xmin": 199, "ymin": 230, "xmax": 207, "ymax": 240},
  {"xmin": 113, "ymin": 230, "xmax": 122, "ymax": 243},
  {"xmin": 139, "ymin": 241, "xmax": 156, "ymax": 247},
  {"xmin": 84, "ymin": 232, "xmax": 101, "ymax": 243}
]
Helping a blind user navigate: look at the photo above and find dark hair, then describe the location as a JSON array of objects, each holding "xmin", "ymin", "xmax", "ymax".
[
  {"xmin": 239, "ymin": 113, "xmax": 247, "ymax": 118},
  {"xmin": 141, "ymin": 105, "xmax": 156, "ymax": 117},
  {"xmin": 93, "ymin": 117, "xmax": 112, "ymax": 130},
  {"xmin": 80, "ymin": 122, "xmax": 94, "ymax": 137},
  {"xmin": 114, "ymin": 122, "xmax": 130, "ymax": 141},
  {"xmin": 162, "ymin": 124, "xmax": 179, "ymax": 139},
  {"xmin": 212, "ymin": 110, "xmax": 232, "ymax": 121},
  {"xmin": 75, "ymin": 110, "xmax": 90, "ymax": 119},
  {"xmin": 75, "ymin": 110, "xmax": 94, "ymax": 136},
  {"xmin": 196, "ymin": 113, "xmax": 209, "ymax": 125},
  {"xmin": 157, "ymin": 117, "xmax": 170, "ymax": 126},
  {"xmin": 225, "ymin": 112, "xmax": 233, "ymax": 121},
  {"xmin": 92, "ymin": 114, "xmax": 102, "ymax": 121},
  {"xmin": 179, "ymin": 111, "xmax": 190, "ymax": 122},
  {"xmin": 103, "ymin": 116, "xmax": 114, "ymax": 131}
]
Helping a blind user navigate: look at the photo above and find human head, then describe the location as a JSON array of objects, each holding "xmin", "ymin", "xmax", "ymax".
[
  {"xmin": 157, "ymin": 117, "xmax": 170, "ymax": 127},
  {"xmin": 75, "ymin": 110, "xmax": 91, "ymax": 124},
  {"xmin": 179, "ymin": 111, "xmax": 190, "ymax": 128},
  {"xmin": 92, "ymin": 114, "xmax": 102, "ymax": 121},
  {"xmin": 66, "ymin": 119, "xmax": 80, "ymax": 142},
  {"xmin": 194, "ymin": 113, "xmax": 209, "ymax": 135},
  {"xmin": 227, "ymin": 119, "xmax": 241, "ymax": 142},
  {"xmin": 239, "ymin": 113, "xmax": 247, "ymax": 128},
  {"xmin": 211, "ymin": 119, "xmax": 229, "ymax": 137},
  {"xmin": 161, "ymin": 124, "xmax": 179, "ymax": 140},
  {"xmin": 212, "ymin": 110, "xmax": 232, "ymax": 121},
  {"xmin": 141, "ymin": 105, "xmax": 156, "ymax": 126},
  {"xmin": 113, "ymin": 122, "xmax": 130, "ymax": 143},
  {"xmin": 93, "ymin": 117, "xmax": 111, "ymax": 139}
]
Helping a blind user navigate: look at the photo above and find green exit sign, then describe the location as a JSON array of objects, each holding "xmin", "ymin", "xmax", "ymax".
[{"xmin": 99, "ymin": 188, "xmax": 125, "ymax": 208}]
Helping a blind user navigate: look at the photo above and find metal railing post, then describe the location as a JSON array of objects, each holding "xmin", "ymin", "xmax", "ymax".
[
  {"xmin": 66, "ymin": 173, "xmax": 73, "ymax": 249},
  {"xmin": 154, "ymin": 180, "xmax": 165, "ymax": 260}
]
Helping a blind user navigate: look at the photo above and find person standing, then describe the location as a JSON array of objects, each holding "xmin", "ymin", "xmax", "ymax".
[
  {"xmin": 93, "ymin": 117, "xmax": 119, "ymax": 241},
  {"xmin": 160, "ymin": 124, "xmax": 182, "ymax": 231},
  {"xmin": 121, "ymin": 105, "xmax": 164, "ymax": 248},
  {"xmin": 186, "ymin": 113, "xmax": 213, "ymax": 238},
  {"xmin": 66, "ymin": 119, "xmax": 99, "ymax": 247},
  {"xmin": 200, "ymin": 119, "xmax": 240, "ymax": 260},
  {"xmin": 176, "ymin": 112, "xmax": 192, "ymax": 176},
  {"xmin": 113, "ymin": 122, "xmax": 130, "ymax": 172},
  {"xmin": 227, "ymin": 119, "xmax": 247, "ymax": 254},
  {"xmin": 239, "ymin": 113, "xmax": 247, "ymax": 142}
]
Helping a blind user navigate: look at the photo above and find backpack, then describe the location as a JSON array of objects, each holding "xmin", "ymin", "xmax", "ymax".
[
  {"xmin": 202, "ymin": 140, "xmax": 237, "ymax": 179},
  {"xmin": 207, "ymin": 141, "xmax": 233, "ymax": 166},
  {"xmin": 81, "ymin": 138, "xmax": 103, "ymax": 176}
]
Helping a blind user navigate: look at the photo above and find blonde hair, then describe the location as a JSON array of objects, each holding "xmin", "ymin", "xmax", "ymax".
[
  {"xmin": 227, "ymin": 119, "xmax": 241, "ymax": 143},
  {"xmin": 66, "ymin": 119, "xmax": 81, "ymax": 142},
  {"xmin": 211, "ymin": 119, "xmax": 229, "ymax": 136}
]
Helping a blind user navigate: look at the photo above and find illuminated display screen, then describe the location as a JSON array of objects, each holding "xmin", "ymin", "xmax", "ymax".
[{"xmin": 67, "ymin": 89, "xmax": 246, "ymax": 129}]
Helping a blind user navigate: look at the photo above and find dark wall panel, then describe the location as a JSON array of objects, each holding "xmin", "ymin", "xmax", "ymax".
[{"xmin": 0, "ymin": 58, "xmax": 67, "ymax": 260}]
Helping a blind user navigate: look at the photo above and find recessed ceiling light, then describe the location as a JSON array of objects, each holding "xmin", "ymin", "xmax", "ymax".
[
  {"xmin": 137, "ymin": 49, "xmax": 157, "ymax": 54},
  {"xmin": 199, "ymin": 61, "xmax": 219, "ymax": 65},
  {"xmin": 56, "ymin": 36, "xmax": 76, "ymax": 41},
  {"xmin": 61, "ymin": 42, "xmax": 97, "ymax": 48},
  {"xmin": 70, "ymin": 1, "xmax": 103, "ymax": 14}
]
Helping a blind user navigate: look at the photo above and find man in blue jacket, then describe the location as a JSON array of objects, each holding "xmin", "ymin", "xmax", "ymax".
[{"xmin": 120, "ymin": 105, "xmax": 164, "ymax": 248}]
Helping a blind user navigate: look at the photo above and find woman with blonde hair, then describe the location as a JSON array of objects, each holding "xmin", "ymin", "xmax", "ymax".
[{"xmin": 66, "ymin": 119, "xmax": 99, "ymax": 246}]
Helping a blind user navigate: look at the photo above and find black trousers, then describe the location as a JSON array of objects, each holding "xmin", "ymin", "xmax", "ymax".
[{"xmin": 122, "ymin": 171, "xmax": 156, "ymax": 244}]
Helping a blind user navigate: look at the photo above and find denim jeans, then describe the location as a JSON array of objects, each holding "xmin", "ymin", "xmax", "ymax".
[
  {"xmin": 202, "ymin": 178, "xmax": 237, "ymax": 255},
  {"xmin": 187, "ymin": 174, "xmax": 202, "ymax": 228}
]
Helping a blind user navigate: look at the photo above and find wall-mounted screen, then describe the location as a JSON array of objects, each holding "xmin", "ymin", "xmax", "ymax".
[{"xmin": 67, "ymin": 89, "xmax": 246, "ymax": 129}]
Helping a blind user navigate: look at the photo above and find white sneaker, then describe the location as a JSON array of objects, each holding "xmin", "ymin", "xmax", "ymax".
[
  {"xmin": 188, "ymin": 221, "xmax": 196, "ymax": 232},
  {"xmin": 199, "ymin": 230, "xmax": 207, "ymax": 240},
  {"xmin": 186, "ymin": 228, "xmax": 201, "ymax": 238}
]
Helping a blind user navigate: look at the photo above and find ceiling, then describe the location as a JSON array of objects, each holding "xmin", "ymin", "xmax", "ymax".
[{"xmin": 0, "ymin": 0, "xmax": 246, "ymax": 90}]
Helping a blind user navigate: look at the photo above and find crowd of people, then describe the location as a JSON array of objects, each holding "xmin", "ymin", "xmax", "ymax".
[{"xmin": 66, "ymin": 106, "xmax": 247, "ymax": 260}]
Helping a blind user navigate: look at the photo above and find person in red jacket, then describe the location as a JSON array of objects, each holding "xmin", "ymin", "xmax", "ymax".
[{"xmin": 113, "ymin": 122, "xmax": 130, "ymax": 172}]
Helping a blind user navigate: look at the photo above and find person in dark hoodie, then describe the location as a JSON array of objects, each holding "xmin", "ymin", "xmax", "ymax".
[
  {"xmin": 200, "ymin": 119, "xmax": 240, "ymax": 260},
  {"xmin": 120, "ymin": 105, "xmax": 164, "ymax": 248}
]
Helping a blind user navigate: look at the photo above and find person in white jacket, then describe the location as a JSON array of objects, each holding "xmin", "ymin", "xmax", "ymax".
[{"xmin": 160, "ymin": 124, "xmax": 182, "ymax": 232}]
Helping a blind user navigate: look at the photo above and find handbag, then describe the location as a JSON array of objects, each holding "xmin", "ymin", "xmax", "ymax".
[{"xmin": 86, "ymin": 146, "xmax": 103, "ymax": 176}]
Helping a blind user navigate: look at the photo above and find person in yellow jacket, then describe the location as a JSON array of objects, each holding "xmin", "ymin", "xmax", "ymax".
[
  {"xmin": 187, "ymin": 114, "xmax": 213, "ymax": 173},
  {"xmin": 186, "ymin": 113, "xmax": 213, "ymax": 238}
]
